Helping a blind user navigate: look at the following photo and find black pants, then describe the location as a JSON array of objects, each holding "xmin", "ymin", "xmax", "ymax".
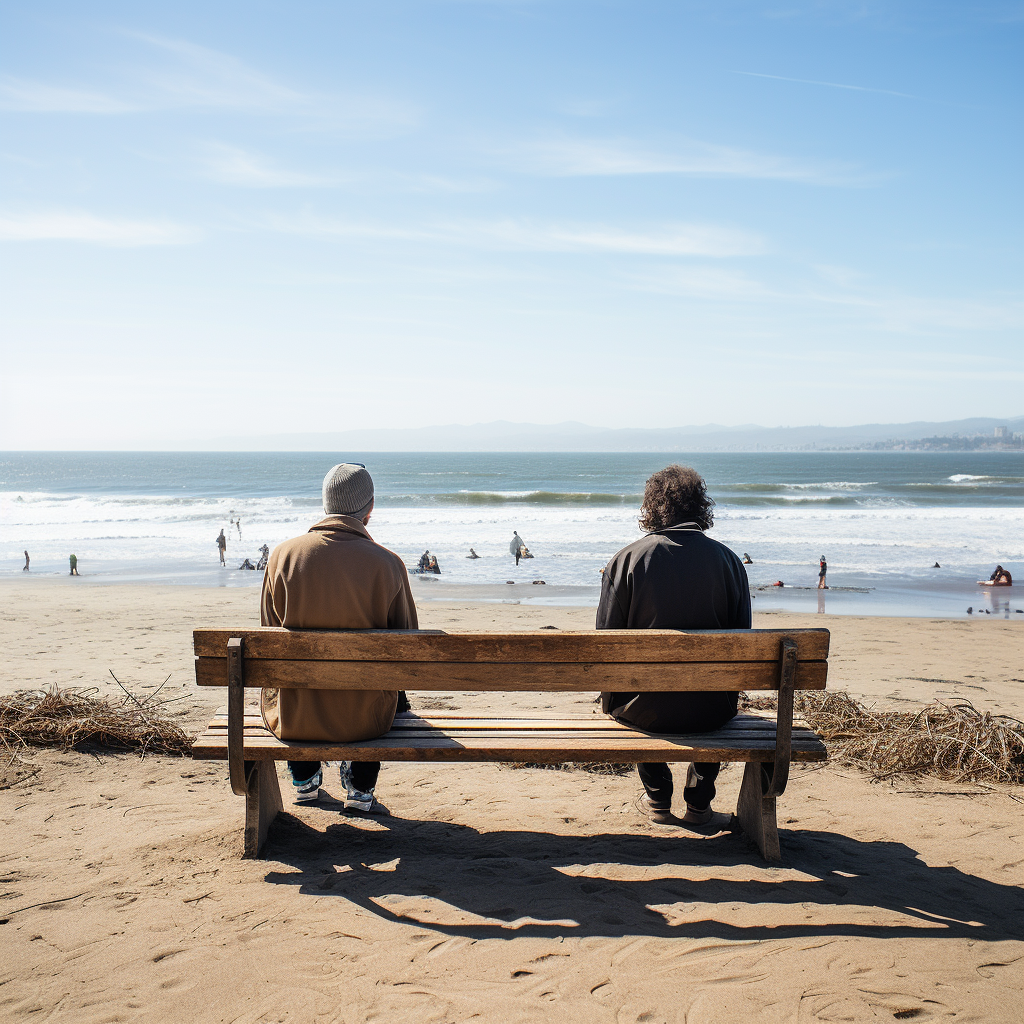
[
  {"xmin": 611, "ymin": 691, "xmax": 738, "ymax": 812},
  {"xmin": 288, "ymin": 760, "xmax": 380, "ymax": 792}
]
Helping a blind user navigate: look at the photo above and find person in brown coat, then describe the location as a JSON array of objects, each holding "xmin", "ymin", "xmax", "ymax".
[{"xmin": 261, "ymin": 462, "xmax": 418, "ymax": 810}]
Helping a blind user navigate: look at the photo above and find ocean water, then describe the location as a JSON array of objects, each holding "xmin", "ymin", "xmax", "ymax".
[{"xmin": 1, "ymin": 451, "xmax": 1021, "ymax": 618}]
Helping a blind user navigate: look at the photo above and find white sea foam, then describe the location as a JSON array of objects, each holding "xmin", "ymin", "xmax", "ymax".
[{"xmin": 3, "ymin": 488, "xmax": 1021, "ymax": 588}]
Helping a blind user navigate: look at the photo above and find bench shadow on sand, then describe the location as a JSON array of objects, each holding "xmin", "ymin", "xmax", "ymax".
[{"xmin": 262, "ymin": 809, "xmax": 1024, "ymax": 943}]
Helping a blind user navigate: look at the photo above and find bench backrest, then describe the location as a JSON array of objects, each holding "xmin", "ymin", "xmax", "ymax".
[{"xmin": 193, "ymin": 628, "xmax": 829, "ymax": 692}]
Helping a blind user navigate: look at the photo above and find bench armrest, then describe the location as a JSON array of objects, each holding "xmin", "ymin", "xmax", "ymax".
[
  {"xmin": 765, "ymin": 638, "xmax": 797, "ymax": 798},
  {"xmin": 228, "ymin": 637, "xmax": 248, "ymax": 796}
]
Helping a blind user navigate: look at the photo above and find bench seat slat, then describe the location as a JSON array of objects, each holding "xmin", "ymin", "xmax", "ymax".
[
  {"xmin": 193, "ymin": 628, "xmax": 830, "ymax": 663},
  {"xmin": 192, "ymin": 711, "xmax": 826, "ymax": 764},
  {"xmin": 194, "ymin": 658, "xmax": 827, "ymax": 691},
  {"xmin": 193, "ymin": 741, "xmax": 825, "ymax": 764},
  {"xmin": 209, "ymin": 712, "xmax": 796, "ymax": 728},
  {"xmin": 206, "ymin": 720, "xmax": 800, "ymax": 734}
]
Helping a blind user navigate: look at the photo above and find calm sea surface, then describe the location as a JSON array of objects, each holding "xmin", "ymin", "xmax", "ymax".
[{"xmin": 2, "ymin": 451, "xmax": 1021, "ymax": 617}]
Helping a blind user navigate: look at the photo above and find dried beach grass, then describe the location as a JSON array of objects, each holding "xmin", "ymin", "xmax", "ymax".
[
  {"xmin": 515, "ymin": 692, "xmax": 1024, "ymax": 785},
  {"xmin": 746, "ymin": 690, "xmax": 1024, "ymax": 785},
  {"xmin": 0, "ymin": 679, "xmax": 192, "ymax": 764}
]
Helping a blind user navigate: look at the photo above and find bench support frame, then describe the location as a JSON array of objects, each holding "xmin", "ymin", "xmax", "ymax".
[
  {"xmin": 732, "ymin": 639, "xmax": 796, "ymax": 862},
  {"xmin": 243, "ymin": 759, "xmax": 284, "ymax": 859},
  {"xmin": 228, "ymin": 637, "xmax": 284, "ymax": 857},
  {"xmin": 218, "ymin": 633, "xmax": 807, "ymax": 861}
]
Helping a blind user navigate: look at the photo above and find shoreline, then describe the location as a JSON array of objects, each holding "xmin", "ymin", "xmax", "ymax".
[{"xmin": 5, "ymin": 572, "xmax": 1022, "ymax": 620}]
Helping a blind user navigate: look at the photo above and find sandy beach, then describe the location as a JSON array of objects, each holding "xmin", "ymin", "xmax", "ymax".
[{"xmin": 2, "ymin": 580, "xmax": 1022, "ymax": 1022}]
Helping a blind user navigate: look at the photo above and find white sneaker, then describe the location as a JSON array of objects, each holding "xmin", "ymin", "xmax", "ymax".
[
  {"xmin": 340, "ymin": 761, "xmax": 377, "ymax": 812},
  {"xmin": 291, "ymin": 769, "xmax": 322, "ymax": 804}
]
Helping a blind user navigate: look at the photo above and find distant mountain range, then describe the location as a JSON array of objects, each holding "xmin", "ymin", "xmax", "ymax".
[{"xmin": 204, "ymin": 416, "xmax": 1024, "ymax": 452}]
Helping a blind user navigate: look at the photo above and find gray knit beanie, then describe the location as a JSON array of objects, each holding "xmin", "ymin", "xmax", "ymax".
[{"xmin": 322, "ymin": 463, "xmax": 374, "ymax": 519}]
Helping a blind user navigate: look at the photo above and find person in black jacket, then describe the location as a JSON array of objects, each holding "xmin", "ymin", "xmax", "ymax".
[{"xmin": 597, "ymin": 465, "xmax": 751, "ymax": 826}]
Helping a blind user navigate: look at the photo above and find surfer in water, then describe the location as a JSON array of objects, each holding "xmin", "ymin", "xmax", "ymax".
[
  {"xmin": 510, "ymin": 531, "xmax": 525, "ymax": 566},
  {"xmin": 467, "ymin": 548, "xmax": 480, "ymax": 559},
  {"xmin": 742, "ymin": 553, "xmax": 753, "ymax": 565}
]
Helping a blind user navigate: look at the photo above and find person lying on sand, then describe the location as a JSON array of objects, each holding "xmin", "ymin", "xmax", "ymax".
[
  {"xmin": 261, "ymin": 463, "xmax": 417, "ymax": 812},
  {"xmin": 596, "ymin": 464, "xmax": 751, "ymax": 827}
]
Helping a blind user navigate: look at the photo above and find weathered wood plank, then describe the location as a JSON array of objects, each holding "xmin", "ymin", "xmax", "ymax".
[
  {"xmin": 193, "ymin": 628, "xmax": 830, "ymax": 663},
  {"xmin": 193, "ymin": 741, "xmax": 826, "ymax": 764},
  {"xmin": 205, "ymin": 714, "xmax": 812, "ymax": 732},
  {"xmin": 736, "ymin": 760, "xmax": 781, "ymax": 862},
  {"xmin": 193, "ymin": 729, "xmax": 825, "ymax": 751},
  {"xmin": 242, "ymin": 759, "xmax": 283, "ymax": 859},
  {"xmin": 194, "ymin": 658, "xmax": 828, "ymax": 691}
]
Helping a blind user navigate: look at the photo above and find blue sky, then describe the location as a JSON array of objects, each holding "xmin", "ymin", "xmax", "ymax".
[{"xmin": 1, "ymin": 1, "xmax": 1021, "ymax": 447}]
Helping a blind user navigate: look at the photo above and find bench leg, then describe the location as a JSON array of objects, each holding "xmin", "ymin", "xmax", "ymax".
[
  {"xmin": 242, "ymin": 759, "xmax": 283, "ymax": 859},
  {"xmin": 735, "ymin": 762, "xmax": 781, "ymax": 863}
]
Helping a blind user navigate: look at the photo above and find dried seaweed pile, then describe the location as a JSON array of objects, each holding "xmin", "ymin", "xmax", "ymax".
[
  {"xmin": 795, "ymin": 690, "xmax": 1024, "ymax": 784},
  {"xmin": 0, "ymin": 684, "xmax": 192, "ymax": 761}
]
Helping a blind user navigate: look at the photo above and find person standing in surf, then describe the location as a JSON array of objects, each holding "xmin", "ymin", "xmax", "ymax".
[
  {"xmin": 510, "ymin": 531, "xmax": 525, "ymax": 566},
  {"xmin": 818, "ymin": 555, "xmax": 828, "ymax": 590}
]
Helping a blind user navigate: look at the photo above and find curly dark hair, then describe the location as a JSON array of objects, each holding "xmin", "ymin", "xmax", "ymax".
[{"xmin": 638, "ymin": 464, "xmax": 715, "ymax": 532}]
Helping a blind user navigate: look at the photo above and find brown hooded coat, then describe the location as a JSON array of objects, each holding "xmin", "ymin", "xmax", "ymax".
[{"xmin": 259, "ymin": 515, "xmax": 418, "ymax": 742}]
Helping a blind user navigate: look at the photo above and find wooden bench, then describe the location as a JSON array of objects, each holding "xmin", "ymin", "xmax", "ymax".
[{"xmin": 191, "ymin": 628, "xmax": 829, "ymax": 862}]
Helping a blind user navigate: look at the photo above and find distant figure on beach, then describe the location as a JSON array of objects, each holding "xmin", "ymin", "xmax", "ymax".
[
  {"xmin": 742, "ymin": 553, "xmax": 753, "ymax": 564},
  {"xmin": 773, "ymin": 580, "xmax": 784, "ymax": 587},
  {"xmin": 510, "ymin": 531, "xmax": 525, "ymax": 566},
  {"xmin": 239, "ymin": 558, "xmax": 256, "ymax": 570},
  {"xmin": 418, "ymin": 550, "xmax": 431, "ymax": 571},
  {"xmin": 217, "ymin": 529, "xmax": 227, "ymax": 565},
  {"xmin": 520, "ymin": 545, "xmax": 534, "ymax": 559},
  {"xmin": 261, "ymin": 462, "xmax": 416, "ymax": 811},
  {"xmin": 427, "ymin": 554, "xmax": 441, "ymax": 574},
  {"xmin": 256, "ymin": 544, "xmax": 270, "ymax": 571},
  {"xmin": 597, "ymin": 465, "xmax": 750, "ymax": 827},
  {"xmin": 817, "ymin": 555, "xmax": 828, "ymax": 590},
  {"xmin": 467, "ymin": 548, "xmax": 480, "ymax": 559},
  {"xmin": 985, "ymin": 565, "xmax": 1013, "ymax": 586},
  {"xmin": 69, "ymin": 553, "xmax": 79, "ymax": 576},
  {"xmin": 933, "ymin": 562, "xmax": 941, "ymax": 568},
  {"xmin": 236, "ymin": 517, "xmax": 242, "ymax": 540},
  {"xmin": 23, "ymin": 550, "xmax": 29, "ymax": 571}
]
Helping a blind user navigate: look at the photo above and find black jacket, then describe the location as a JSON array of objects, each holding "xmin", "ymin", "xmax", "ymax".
[{"xmin": 597, "ymin": 525, "xmax": 751, "ymax": 731}]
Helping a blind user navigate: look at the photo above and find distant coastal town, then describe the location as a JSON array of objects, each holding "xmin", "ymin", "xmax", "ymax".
[{"xmin": 850, "ymin": 426, "xmax": 1024, "ymax": 452}]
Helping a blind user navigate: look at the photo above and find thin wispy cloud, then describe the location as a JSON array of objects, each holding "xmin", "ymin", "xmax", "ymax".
[
  {"xmin": 262, "ymin": 214, "xmax": 765, "ymax": 257},
  {"xmin": 0, "ymin": 211, "xmax": 198, "ymax": 246},
  {"xmin": 731, "ymin": 70, "xmax": 915, "ymax": 99},
  {"xmin": 1, "ymin": 32, "xmax": 417, "ymax": 131},
  {"xmin": 504, "ymin": 134, "xmax": 871, "ymax": 185},
  {"xmin": 635, "ymin": 266, "xmax": 778, "ymax": 301},
  {"xmin": 128, "ymin": 32, "xmax": 420, "ymax": 130},
  {"xmin": 634, "ymin": 262, "xmax": 1024, "ymax": 334},
  {"xmin": 201, "ymin": 145, "xmax": 340, "ymax": 188},
  {"xmin": 0, "ymin": 76, "xmax": 137, "ymax": 113}
]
